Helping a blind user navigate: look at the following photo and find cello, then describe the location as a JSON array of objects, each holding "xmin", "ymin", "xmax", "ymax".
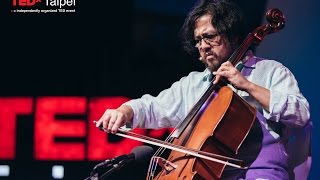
[{"xmin": 95, "ymin": 8, "xmax": 285, "ymax": 180}]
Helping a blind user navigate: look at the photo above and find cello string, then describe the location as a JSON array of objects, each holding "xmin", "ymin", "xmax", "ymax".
[
  {"xmin": 147, "ymin": 136, "xmax": 175, "ymax": 179},
  {"xmin": 149, "ymin": 156, "xmax": 160, "ymax": 180},
  {"xmin": 147, "ymin": 135, "xmax": 174, "ymax": 178}
]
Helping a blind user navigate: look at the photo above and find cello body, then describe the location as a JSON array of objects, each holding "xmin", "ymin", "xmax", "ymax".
[{"xmin": 155, "ymin": 86, "xmax": 256, "ymax": 179}]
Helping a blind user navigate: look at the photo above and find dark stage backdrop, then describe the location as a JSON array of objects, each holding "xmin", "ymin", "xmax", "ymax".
[{"xmin": 0, "ymin": 0, "xmax": 318, "ymax": 179}]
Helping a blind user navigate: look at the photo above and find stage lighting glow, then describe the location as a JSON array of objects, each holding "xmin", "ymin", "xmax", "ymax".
[
  {"xmin": 0, "ymin": 165, "xmax": 10, "ymax": 177},
  {"xmin": 52, "ymin": 165, "xmax": 64, "ymax": 179}
]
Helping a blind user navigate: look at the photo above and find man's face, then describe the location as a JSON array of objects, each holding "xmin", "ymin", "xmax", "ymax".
[{"xmin": 194, "ymin": 14, "xmax": 233, "ymax": 72}]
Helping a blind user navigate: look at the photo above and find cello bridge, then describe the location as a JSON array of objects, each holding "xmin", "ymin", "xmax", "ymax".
[{"xmin": 153, "ymin": 156, "xmax": 177, "ymax": 174}]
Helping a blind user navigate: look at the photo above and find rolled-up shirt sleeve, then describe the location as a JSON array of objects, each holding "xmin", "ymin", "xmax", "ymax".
[
  {"xmin": 122, "ymin": 71, "xmax": 209, "ymax": 129},
  {"xmin": 122, "ymin": 77, "xmax": 187, "ymax": 129},
  {"xmin": 123, "ymin": 85, "xmax": 183, "ymax": 129},
  {"xmin": 263, "ymin": 65, "xmax": 310, "ymax": 127}
]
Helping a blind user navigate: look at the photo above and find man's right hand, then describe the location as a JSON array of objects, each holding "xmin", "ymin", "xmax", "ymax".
[{"xmin": 95, "ymin": 105, "xmax": 134, "ymax": 134}]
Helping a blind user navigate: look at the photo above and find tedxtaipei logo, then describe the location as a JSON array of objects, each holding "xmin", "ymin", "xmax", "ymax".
[{"xmin": 11, "ymin": 0, "xmax": 76, "ymax": 13}]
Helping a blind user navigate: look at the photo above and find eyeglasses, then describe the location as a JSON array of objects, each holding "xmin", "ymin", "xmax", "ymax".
[{"xmin": 194, "ymin": 33, "xmax": 221, "ymax": 48}]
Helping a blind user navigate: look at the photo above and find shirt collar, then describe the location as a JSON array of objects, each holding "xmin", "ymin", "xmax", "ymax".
[
  {"xmin": 241, "ymin": 50, "xmax": 256, "ymax": 69},
  {"xmin": 202, "ymin": 68, "xmax": 212, "ymax": 82}
]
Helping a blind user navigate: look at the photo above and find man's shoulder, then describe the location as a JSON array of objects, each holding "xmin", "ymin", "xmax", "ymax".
[
  {"xmin": 252, "ymin": 56, "xmax": 285, "ymax": 68},
  {"xmin": 177, "ymin": 69, "xmax": 208, "ymax": 83},
  {"xmin": 187, "ymin": 70, "xmax": 207, "ymax": 76}
]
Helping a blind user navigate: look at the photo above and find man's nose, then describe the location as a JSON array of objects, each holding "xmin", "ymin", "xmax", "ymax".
[
  {"xmin": 199, "ymin": 39, "xmax": 211, "ymax": 49},
  {"xmin": 199, "ymin": 40, "xmax": 212, "ymax": 52}
]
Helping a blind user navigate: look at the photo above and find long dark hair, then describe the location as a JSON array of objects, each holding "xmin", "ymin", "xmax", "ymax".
[{"xmin": 180, "ymin": 0, "xmax": 247, "ymax": 55}]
